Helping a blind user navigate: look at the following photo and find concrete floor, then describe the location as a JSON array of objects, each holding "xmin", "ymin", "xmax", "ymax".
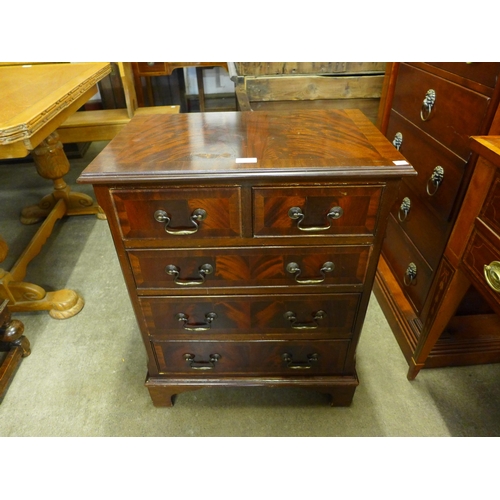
[{"xmin": 2, "ymin": 141, "xmax": 500, "ymax": 438}]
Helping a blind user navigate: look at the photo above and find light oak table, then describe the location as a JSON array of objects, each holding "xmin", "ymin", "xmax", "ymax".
[{"xmin": 0, "ymin": 62, "xmax": 111, "ymax": 319}]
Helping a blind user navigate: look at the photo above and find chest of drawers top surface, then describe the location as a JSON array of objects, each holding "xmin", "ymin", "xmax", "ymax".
[{"xmin": 79, "ymin": 109, "xmax": 414, "ymax": 184}]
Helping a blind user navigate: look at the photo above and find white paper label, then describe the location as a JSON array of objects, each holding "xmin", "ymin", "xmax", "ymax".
[
  {"xmin": 236, "ymin": 158, "xmax": 258, "ymax": 163},
  {"xmin": 393, "ymin": 160, "xmax": 409, "ymax": 165}
]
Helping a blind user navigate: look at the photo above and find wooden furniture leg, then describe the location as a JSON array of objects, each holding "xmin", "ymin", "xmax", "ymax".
[
  {"xmin": 407, "ymin": 260, "xmax": 470, "ymax": 380},
  {"xmin": 0, "ymin": 300, "xmax": 30, "ymax": 401},
  {"xmin": 195, "ymin": 67, "xmax": 206, "ymax": 112},
  {"xmin": 0, "ymin": 202, "xmax": 85, "ymax": 318},
  {"xmin": 20, "ymin": 132, "xmax": 105, "ymax": 225}
]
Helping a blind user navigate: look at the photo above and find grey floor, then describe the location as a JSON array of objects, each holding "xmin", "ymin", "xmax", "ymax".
[{"xmin": 2, "ymin": 141, "xmax": 500, "ymax": 437}]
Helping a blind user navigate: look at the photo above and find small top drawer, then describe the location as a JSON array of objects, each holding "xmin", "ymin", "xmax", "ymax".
[
  {"xmin": 135, "ymin": 62, "xmax": 167, "ymax": 74},
  {"xmin": 392, "ymin": 63, "xmax": 491, "ymax": 160},
  {"xmin": 111, "ymin": 187, "xmax": 242, "ymax": 242},
  {"xmin": 253, "ymin": 185, "xmax": 383, "ymax": 238}
]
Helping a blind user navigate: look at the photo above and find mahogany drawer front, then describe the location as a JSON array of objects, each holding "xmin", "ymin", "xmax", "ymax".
[
  {"xmin": 140, "ymin": 294, "xmax": 361, "ymax": 339},
  {"xmin": 135, "ymin": 62, "xmax": 167, "ymax": 74},
  {"xmin": 425, "ymin": 63, "xmax": 500, "ymax": 89},
  {"xmin": 152, "ymin": 339, "xmax": 350, "ymax": 376},
  {"xmin": 392, "ymin": 63, "xmax": 490, "ymax": 160},
  {"xmin": 129, "ymin": 245, "xmax": 371, "ymax": 290},
  {"xmin": 462, "ymin": 224, "xmax": 500, "ymax": 314},
  {"xmin": 390, "ymin": 180, "xmax": 450, "ymax": 270},
  {"xmin": 479, "ymin": 169, "xmax": 500, "ymax": 236},
  {"xmin": 382, "ymin": 215, "xmax": 434, "ymax": 314},
  {"xmin": 111, "ymin": 187, "xmax": 242, "ymax": 241},
  {"xmin": 253, "ymin": 185, "xmax": 383, "ymax": 237},
  {"xmin": 386, "ymin": 111, "xmax": 466, "ymax": 221}
]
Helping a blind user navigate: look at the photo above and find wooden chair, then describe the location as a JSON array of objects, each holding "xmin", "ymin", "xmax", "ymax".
[{"xmin": 56, "ymin": 62, "xmax": 180, "ymax": 144}]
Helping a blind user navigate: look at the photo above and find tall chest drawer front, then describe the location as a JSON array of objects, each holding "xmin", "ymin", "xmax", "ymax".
[
  {"xmin": 129, "ymin": 245, "xmax": 371, "ymax": 290},
  {"xmin": 480, "ymin": 170, "xmax": 500, "ymax": 236},
  {"xmin": 111, "ymin": 187, "xmax": 242, "ymax": 241},
  {"xmin": 152, "ymin": 340, "xmax": 350, "ymax": 376},
  {"xmin": 387, "ymin": 111, "xmax": 466, "ymax": 221},
  {"xmin": 392, "ymin": 63, "xmax": 490, "ymax": 160},
  {"xmin": 390, "ymin": 181, "xmax": 450, "ymax": 270},
  {"xmin": 140, "ymin": 294, "xmax": 360, "ymax": 339},
  {"xmin": 253, "ymin": 185, "xmax": 383, "ymax": 237},
  {"xmin": 425, "ymin": 63, "xmax": 500, "ymax": 89},
  {"xmin": 382, "ymin": 216, "xmax": 434, "ymax": 314}
]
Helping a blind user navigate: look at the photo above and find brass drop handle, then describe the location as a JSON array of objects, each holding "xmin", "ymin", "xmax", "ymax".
[
  {"xmin": 175, "ymin": 312, "xmax": 217, "ymax": 331},
  {"xmin": 393, "ymin": 132, "xmax": 403, "ymax": 151},
  {"xmin": 184, "ymin": 353, "xmax": 220, "ymax": 370},
  {"xmin": 404, "ymin": 262, "xmax": 417, "ymax": 286},
  {"xmin": 288, "ymin": 206, "xmax": 343, "ymax": 232},
  {"xmin": 282, "ymin": 352, "xmax": 319, "ymax": 369},
  {"xmin": 420, "ymin": 89, "xmax": 436, "ymax": 121},
  {"xmin": 154, "ymin": 208, "xmax": 207, "ymax": 235},
  {"xmin": 286, "ymin": 261, "xmax": 334, "ymax": 284},
  {"xmin": 484, "ymin": 261, "xmax": 500, "ymax": 292},
  {"xmin": 398, "ymin": 197, "xmax": 411, "ymax": 222},
  {"xmin": 284, "ymin": 310, "xmax": 326, "ymax": 330},
  {"xmin": 426, "ymin": 166, "xmax": 444, "ymax": 196},
  {"xmin": 165, "ymin": 263, "xmax": 213, "ymax": 286}
]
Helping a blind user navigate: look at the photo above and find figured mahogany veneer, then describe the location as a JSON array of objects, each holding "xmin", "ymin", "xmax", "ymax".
[{"xmin": 78, "ymin": 109, "xmax": 415, "ymax": 406}]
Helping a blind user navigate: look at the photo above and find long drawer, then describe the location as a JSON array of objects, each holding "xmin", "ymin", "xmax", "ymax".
[
  {"xmin": 152, "ymin": 339, "xmax": 351, "ymax": 376},
  {"xmin": 391, "ymin": 63, "xmax": 490, "ymax": 160},
  {"xmin": 129, "ymin": 245, "xmax": 371, "ymax": 291},
  {"xmin": 140, "ymin": 294, "xmax": 361, "ymax": 340},
  {"xmin": 382, "ymin": 215, "xmax": 434, "ymax": 314}
]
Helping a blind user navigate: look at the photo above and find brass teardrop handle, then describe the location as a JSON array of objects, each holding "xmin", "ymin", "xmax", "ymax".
[
  {"xmin": 175, "ymin": 312, "xmax": 217, "ymax": 331},
  {"xmin": 286, "ymin": 261, "xmax": 334, "ymax": 284},
  {"xmin": 420, "ymin": 89, "xmax": 436, "ymax": 121},
  {"xmin": 154, "ymin": 208, "xmax": 207, "ymax": 235},
  {"xmin": 282, "ymin": 352, "xmax": 319, "ymax": 369},
  {"xmin": 484, "ymin": 261, "xmax": 500, "ymax": 292},
  {"xmin": 184, "ymin": 353, "xmax": 220, "ymax": 370},
  {"xmin": 426, "ymin": 166, "xmax": 444, "ymax": 196},
  {"xmin": 284, "ymin": 310, "xmax": 326, "ymax": 329},
  {"xmin": 398, "ymin": 197, "xmax": 411, "ymax": 222},
  {"xmin": 393, "ymin": 132, "xmax": 403, "ymax": 151},
  {"xmin": 288, "ymin": 206, "xmax": 343, "ymax": 232},
  {"xmin": 404, "ymin": 262, "xmax": 417, "ymax": 286},
  {"xmin": 165, "ymin": 263, "xmax": 213, "ymax": 286}
]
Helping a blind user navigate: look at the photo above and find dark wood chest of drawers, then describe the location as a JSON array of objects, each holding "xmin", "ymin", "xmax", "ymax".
[
  {"xmin": 78, "ymin": 109, "xmax": 415, "ymax": 406},
  {"xmin": 375, "ymin": 62, "xmax": 500, "ymax": 375}
]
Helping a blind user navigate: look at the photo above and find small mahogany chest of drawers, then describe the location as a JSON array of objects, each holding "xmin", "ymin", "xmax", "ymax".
[{"xmin": 78, "ymin": 109, "xmax": 415, "ymax": 407}]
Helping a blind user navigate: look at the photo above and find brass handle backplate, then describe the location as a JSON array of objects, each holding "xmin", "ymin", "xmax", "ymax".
[
  {"xmin": 404, "ymin": 262, "xmax": 417, "ymax": 286},
  {"xmin": 426, "ymin": 166, "xmax": 444, "ymax": 196},
  {"xmin": 175, "ymin": 312, "xmax": 217, "ymax": 331},
  {"xmin": 420, "ymin": 89, "xmax": 436, "ymax": 121},
  {"xmin": 284, "ymin": 310, "xmax": 326, "ymax": 330},
  {"xmin": 154, "ymin": 208, "xmax": 207, "ymax": 235},
  {"xmin": 398, "ymin": 197, "xmax": 411, "ymax": 222},
  {"xmin": 288, "ymin": 206, "xmax": 343, "ymax": 232},
  {"xmin": 286, "ymin": 261, "xmax": 334, "ymax": 284},
  {"xmin": 484, "ymin": 261, "xmax": 500, "ymax": 292},
  {"xmin": 282, "ymin": 353, "xmax": 319, "ymax": 369},
  {"xmin": 165, "ymin": 263, "xmax": 213, "ymax": 286},
  {"xmin": 184, "ymin": 353, "xmax": 220, "ymax": 370},
  {"xmin": 393, "ymin": 132, "xmax": 403, "ymax": 151}
]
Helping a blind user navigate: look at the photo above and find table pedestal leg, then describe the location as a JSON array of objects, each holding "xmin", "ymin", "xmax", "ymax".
[{"xmin": 21, "ymin": 132, "xmax": 106, "ymax": 225}]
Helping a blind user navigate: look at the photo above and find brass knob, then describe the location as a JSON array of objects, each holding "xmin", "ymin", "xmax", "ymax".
[
  {"xmin": 404, "ymin": 263, "xmax": 417, "ymax": 286},
  {"xmin": 426, "ymin": 166, "xmax": 444, "ymax": 196},
  {"xmin": 398, "ymin": 197, "xmax": 411, "ymax": 222},
  {"xmin": 420, "ymin": 89, "xmax": 436, "ymax": 121},
  {"xmin": 393, "ymin": 132, "xmax": 403, "ymax": 151}
]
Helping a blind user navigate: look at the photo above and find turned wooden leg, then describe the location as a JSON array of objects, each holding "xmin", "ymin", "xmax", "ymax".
[
  {"xmin": 21, "ymin": 132, "xmax": 105, "ymax": 225},
  {"xmin": 0, "ymin": 300, "xmax": 30, "ymax": 400}
]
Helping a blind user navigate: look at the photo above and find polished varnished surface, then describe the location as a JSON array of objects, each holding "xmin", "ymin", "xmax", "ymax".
[{"xmin": 79, "ymin": 109, "xmax": 413, "ymax": 182}]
